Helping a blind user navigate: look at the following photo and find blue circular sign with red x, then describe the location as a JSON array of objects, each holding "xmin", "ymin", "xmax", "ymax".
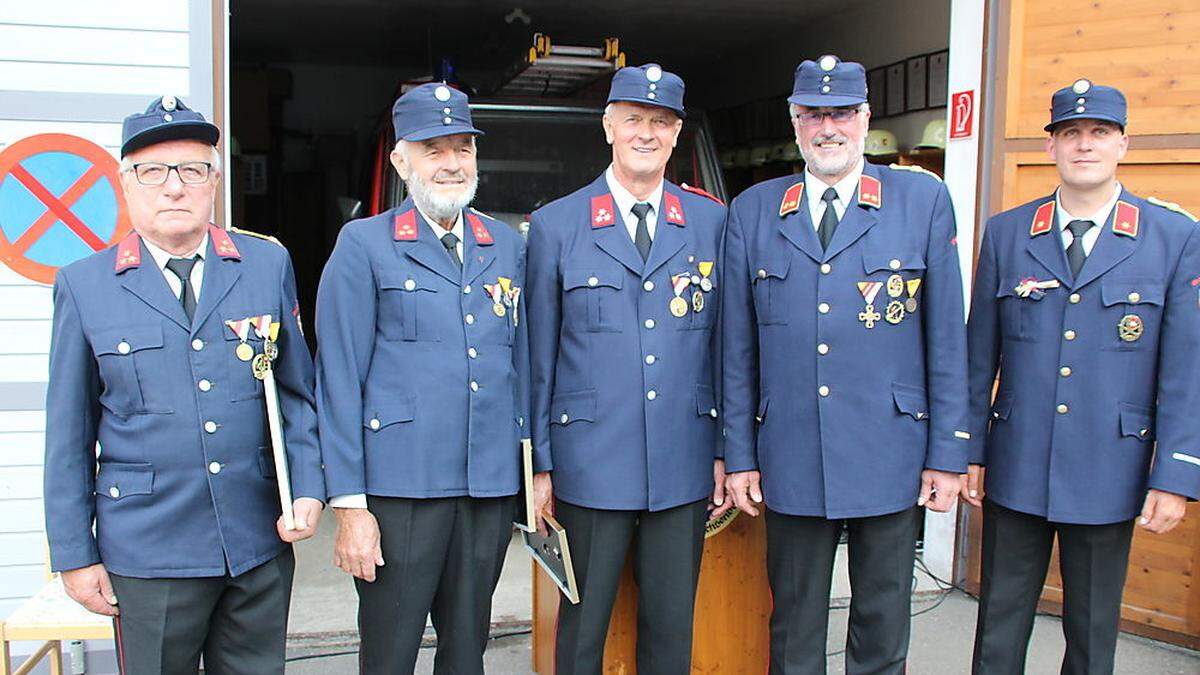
[{"xmin": 0, "ymin": 133, "xmax": 130, "ymax": 284}]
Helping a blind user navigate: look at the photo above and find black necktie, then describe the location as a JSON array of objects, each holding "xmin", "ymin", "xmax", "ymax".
[
  {"xmin": 818, "ymin": 187, "xmax": 839, "ymax": 250},
  {"xmin": 441, "ymin": 232, "xmax": 462, "ymax": 269},
  {"xmin": 632, "ymin": 202, "xmax": 653, "ymax": 262},
  {"xmin": 165, "ymin": 256, "xmax": 199, "ymax": 322},
  {"xmin": 1065, "ymin": 219, "xmax": 1094, "ymax": 278}
]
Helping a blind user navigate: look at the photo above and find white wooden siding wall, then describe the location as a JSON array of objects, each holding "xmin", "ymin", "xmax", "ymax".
[{"xmin": 0, "ymin": 0, "xmax": 197, "ymax": 623}]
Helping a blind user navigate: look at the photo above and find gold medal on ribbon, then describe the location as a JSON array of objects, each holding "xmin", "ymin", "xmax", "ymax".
[
  {"xmin": 493, "ymin": 303, "xmax": 507, "ymax": 318},
  {"xmin": 885, "ymin": 300, "xmax": 906, "ymax": 325},
  {"xmin": 1118, "ymin": 314, "xmax": 1144, "ymax": 342},
  {"xmin": 905, "ymin": 278, "xmax": 922, "ymax": 313},
  {"xmin": 857, "ymin": 281, "xmax": 883, "ymax": 329},
  {"xmin": 252, "ymin": 352, "xmax": 271, "ymax": 380},
  {"xmin": 886, "ymin": 273, "xmax": 904, "ymax": 298},
  {"xmin": 670, "ymin": 273, "xmax": 692, "ymax": 318},
  {"xmin": 692, "ymin": 289, "xmax": 705, "ymax": 313},
  {"xmin": 236, "ymin": 342, "xmax": 254, "ymax": 361},
  {"xmin": 698, "ymin": 261, "xmax": 715, "ymax": 293}
]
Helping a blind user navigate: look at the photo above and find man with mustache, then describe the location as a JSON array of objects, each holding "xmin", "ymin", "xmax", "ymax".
[
  {"xmin": 525, "ymin": 63, "xmax": 728, "ymax": 674},
  {"xmin": 964, "ymin": 80, "xmax": 1200, "ymax": 674},
  {"xmin": 44, "ymin": 96, "xmax": 324, "ymax": 673},
  {"xmin": 315, "ymin": 83, "xmax": 529, "ymax": 673},
  {"xmin": 722, "ymin": 55, "xmax": 969, "ymax": 673}
]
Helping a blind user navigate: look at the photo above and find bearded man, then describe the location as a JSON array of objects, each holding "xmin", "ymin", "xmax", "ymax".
[{"xmin": 315, "ymin": 82, "xmax": 529, "ymax": 674}]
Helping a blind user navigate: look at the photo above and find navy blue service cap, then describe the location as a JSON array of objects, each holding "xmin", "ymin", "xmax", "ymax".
[
  {"xmin": 788, "ymin": 55, "xmax": 868, "ymax": 108},
  {"xmin": 1045, "ymin": 78, "xmax": 1127, "ymax": 132},
  {"xmin": 607, "ymin": 63, "xmax": 686, "ymax": 117},
  {"xmin": 392, "ymin": 83, "xmax": 484, "ymax": 142},
  {"xmin": 121, "ymin": 95, "xmax": 219, "ymax": 157}
]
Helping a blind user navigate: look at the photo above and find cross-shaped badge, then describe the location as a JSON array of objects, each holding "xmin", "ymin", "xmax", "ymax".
[{"xmin": 858, "ymin": 303, "xmax": 881, "ymax": 329}]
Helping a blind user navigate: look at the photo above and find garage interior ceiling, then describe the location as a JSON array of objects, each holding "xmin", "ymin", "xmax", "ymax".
[{"xmin": 233, "ymin": 0, "xmax": 870, "ymax": 71}]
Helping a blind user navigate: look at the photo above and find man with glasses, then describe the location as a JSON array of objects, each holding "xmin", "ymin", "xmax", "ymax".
[
  {"xmin": 722, "ymin": 55, "xmax": 969, "ymax": 673},
  {"xmin": 965, "ymin": 80, "xmax": 1200, "ymax": 674},
  {"xmin": 44, "ymin": 96, "xmax": 324, "ymax": 673}
]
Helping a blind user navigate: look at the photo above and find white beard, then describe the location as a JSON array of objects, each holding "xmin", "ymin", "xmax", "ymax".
[
  {"xmin": 800, "ymin": 133, "xmax": 866, "ymax": 180},
  {"xmin": 407, "ymin": 171, "xmax": 478, "ymax": 223}
]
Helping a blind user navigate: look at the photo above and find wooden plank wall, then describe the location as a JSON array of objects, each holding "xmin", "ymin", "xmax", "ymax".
[{"xmin": 970, "ymin": 0, "xmax": 1200, "ymax": 648}]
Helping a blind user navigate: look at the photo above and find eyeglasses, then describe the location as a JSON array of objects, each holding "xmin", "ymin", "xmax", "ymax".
[
  {"xmin": 128, "ymin": 162, "xmax": 213, "ymax": 186},
  {"xmin": 792, "ymin": 108, "xmax": 860, "ymax": 127}
]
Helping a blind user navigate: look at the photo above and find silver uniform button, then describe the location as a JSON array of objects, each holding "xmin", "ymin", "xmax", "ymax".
[
  {"xmin": 405, "ymin": 279, "xmax": 416, "ymax": 291},
  {"xmin": 645, "ymin": 354, "xmax": 656, "ymax": 365},
  {"xmin": 643, "ymin": 280, "xmax": 654, "ymax": 292},
  {"xmin": 109, "ymin": 486, "xmax": 120, "ymax": 498},
  {"xmin": 646, "ymin": 390, "xmax": 657, "ymax": 401},
  {"xmin": 588, "ymin": 276, "xmax": 599, "ymax": 287},
  {"xmin": 818, "ymin": 385, "xmax": 830, "ymax": 397},
  {"xmin": 192, "ymin": 339, "xmax": 204, "ymax": 351},
  {"xmin": 1056, "ymin": 404, "xmax": 1069, "ymax": 414},
  {"xmin": 709, "ymin": 408, "xmax": 718, "ymax": 418},
  {"xmin": 208, "ymin": 462, "xmax": 221, "ymax": 475},
  {"xmin": 468, "ymin": 347, "xmax": 478, "ymax": 359},
  {"xmin": 817, "ymin": 343, "xmax": 829, "ymax": 355},
  {"xmin": 204, "ymin": 421, "xmax": 217, "ymax": 433},
  {"xmin": 117, "ymin": 341, "xmax": 131, "ymax": 355},
  {"xmin": 889, "ymin": 259, "xmax": 901, "ymax": 270},
  {"xmin": 644, "ymin": 319, "xmax": 656, "ymax": 329},
  {"xmin": 463, "ymin": 285, "xmax": 471, "ymax": 294},
  {"xmin": 560, "ymin": 413, "xmax": 569, "ymax": 424},
  {"xmin": 198, "ymin": 379, "xmax": 212, "ymax": 392},
  {"xmin": 470, "ymin": 381, "xmax": 479, "ymax": 392},
  {"xmin": 818, "ymin": 302, "xmax": 830, "ymax": 314},
  {"xmin": 1069, "ymin": 293, "xmax": 1080, "ymax": 304},
  {"xmin": 465, "ymin": 313, "xmax": 475, "ymax": 324},
  {"xmin": 820, "ymin": 263, "xmax": 831, "ymax": 274},
  {"xmin": 369, "ymin": 418, "xmax": 381, "ymax": 430},
  {"xmin": 757, "ymin": 269, "xmax": 767, "ymax": 279},
  {"xmin": 1128, "ymin": 292, "xmax": 1140, "ymax": 303}
]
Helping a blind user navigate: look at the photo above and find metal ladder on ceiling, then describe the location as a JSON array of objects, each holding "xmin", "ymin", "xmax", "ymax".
[{"xmin": 493, "ymin": 33, "xmax": 625, "ymax": 97}]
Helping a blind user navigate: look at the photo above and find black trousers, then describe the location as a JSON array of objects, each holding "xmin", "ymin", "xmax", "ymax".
[
  {"xmin": 108, "ymin": 548, "xmax": 295, "ymax": 675},
  {"xmin": 972, "ymin": 500, "xmax": 1134, "ymax": 675},
  {"xmin": 765, "ymin": 506, "xmax": 920, "ymax": 675},
  {"xmin": 356, "ymin": 495, "xmax": 515, "ymax": 675},
  {"xmin": 553, "ymin": 498, "xmax": 708, "ymax": 675}
]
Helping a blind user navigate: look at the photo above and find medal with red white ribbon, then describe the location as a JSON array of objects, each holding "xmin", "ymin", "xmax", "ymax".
[{"xmin": 857, "ymin": 281, "xmax": 883, "ymax": 329}]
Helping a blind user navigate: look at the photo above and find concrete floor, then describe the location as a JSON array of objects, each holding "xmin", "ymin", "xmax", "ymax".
[{"xmin": 286, "ymin": 516, "xmax": 1200, "ymax": 674}]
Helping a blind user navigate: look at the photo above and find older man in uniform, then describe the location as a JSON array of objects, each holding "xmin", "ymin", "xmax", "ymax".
[
  {"xmin": 525, "ymin": 63, "xmax": 728, "ymax": 675},
  {"xmin": 316, "ymin": 83, "xmax": 528, "ymax": 674},
  {"xmin": 44, "ymin": 96, "xmax": 324, "ymax": 674},
  {"xmin": 964, "ymin": 80, "xmax": 1200, "ymax": 674},
  {"xmin": 722, "ymin": 55, "xmax": 970, "ymax": 674}
]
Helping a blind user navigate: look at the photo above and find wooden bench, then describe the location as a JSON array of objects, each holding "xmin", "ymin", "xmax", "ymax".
[{"xmin": 1, "ymin": 576, "xmax": 113, "ymax": 675}]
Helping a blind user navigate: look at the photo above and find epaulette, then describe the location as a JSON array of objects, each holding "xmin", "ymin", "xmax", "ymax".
[
  {"xmin": 470, "ymin": 207, "xmax": 496, "ymax": 221},
  {"xmin": 231, "ymin": 226, "xmax": 284, "ymax": 246},
  {"xmin": 888, "ymin": 163, "xmax": 942, "ymax": 182},
  {"xmin": 1147, "ymin": 197, "xmax": 1198, "ymax": 223},
  {"xmin": 680, "ymin": 183, "xmax": 725, "ymax": 205}
]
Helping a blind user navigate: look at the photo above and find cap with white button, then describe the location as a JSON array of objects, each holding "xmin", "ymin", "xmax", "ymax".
[
  {"xmin": 121, "ymin": 95, "xmax": 220, "ymax": 157},
  {"xmin": 606, "ymin": 63, "xmax": 687, "ymax": 118},
  {"xmin": 1045, "ymin": 78, "xmax": 1127, "ymax": 132},
  {"xmin": 788, "ymin": 55, "xmax": 868, "ymax": 108},
  {"xmin": 392, "ymin": 82, "xmax": 484, "ymax": 142}
]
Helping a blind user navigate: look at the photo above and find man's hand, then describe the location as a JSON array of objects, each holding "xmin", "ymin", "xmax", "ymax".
[
  {"xmin": 710, "ymin": 459, "xmax": 734, "ymax": 520},
  {"xmin": 959, "ymin": 465, "xmax": 985, "ymax": 508},
  {"xmin": 333, "ymin": 507, "xmax": 384, "ymax": 582},
  {"xmin": 919, "ymin": 469, "xmax": 960, "ymax": 513},
  {"xmin": 1139, "ymin": 489, "xmax": 1188, "ymax": 534},
  {"xmin": 278, "ymin": 497, "xmax": 323, "ymax": 543},
  {"xmin": 62, "ymin": 563, "xmax": 119, "ymax": 616},
  {"xmin": 725, "ymin": 470, "xmax": 764, "ymax": 517},
  {"xmin": 533, "ymin": 471, "xmax": 554, "ymax": 535}
]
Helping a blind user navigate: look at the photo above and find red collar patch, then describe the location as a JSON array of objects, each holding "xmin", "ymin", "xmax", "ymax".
[
  {"xmin": 467, "ymin": 212, "xmax": 494, "ymax": 245},
  {"xmin": 664, "ymin": 192, "xmax": 686, "ymax": 226},
  {"xmin": 779, "ymin": 182, "xmax": 804, "ymax": 217},
  {"xmin": 393, "ymin": 209, "xmax": 418, "ymax": 241},
  {"xmin": 858, "ymin": 175, "xmax": 882, "ymax": 209},
  {"xmin": 1030, "ymin": 201, "xmax": 1055, "ymax": 237},
  {"xmin": 114, "ymin": 232, "xmax": 142, "ymax": 272},
  {"xmin": 1113, "ymin": 200, "xmax": 1139, "ymax": 238},
  {"xmin": 592, "ymin": 194, "xmax": 617, "ymax": 229},
  {"xmin": 209, "ymin": 224, "xmax": 241, "ymax": 259}
]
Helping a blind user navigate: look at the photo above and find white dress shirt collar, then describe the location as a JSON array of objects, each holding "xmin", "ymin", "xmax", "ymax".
[
  {"xmin": 804, "ymin": 159, "xmax": 864, "ymax": 228},
  {"xmin": 605, "ymin": 165, "xmax": 664, "ymax": 241}
]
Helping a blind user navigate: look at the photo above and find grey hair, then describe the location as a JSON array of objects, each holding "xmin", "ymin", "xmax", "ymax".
[
  {"xmin": 119, "ymin": 144, "xmax": 222, "ymax": 173},
  {"xmin": 789, "ymin": 102, "xmax": 871, "ymax": 118}
]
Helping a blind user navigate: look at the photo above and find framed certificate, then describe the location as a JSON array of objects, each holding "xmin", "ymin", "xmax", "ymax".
[
  {"xmin": 906, "ymin": 56, "xmax": 927, "ymax": 111},
  {"xmin": 524, "ymin": 514, "xmax": 580, "ymax": 604},
  {"xmin": 513, "ymin": 439, "xmax": 537, "ymax": 532},
  {"xmin": 928, "ymin": 50, "xmax": 949, "ymax": 107},
  {"xmin": 886, "ymin": 62, "xmax": 906, "ymax": 116},
  {"xmin": 867, "ymin": 67, "xmax": 886, "ymax": 115}
]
